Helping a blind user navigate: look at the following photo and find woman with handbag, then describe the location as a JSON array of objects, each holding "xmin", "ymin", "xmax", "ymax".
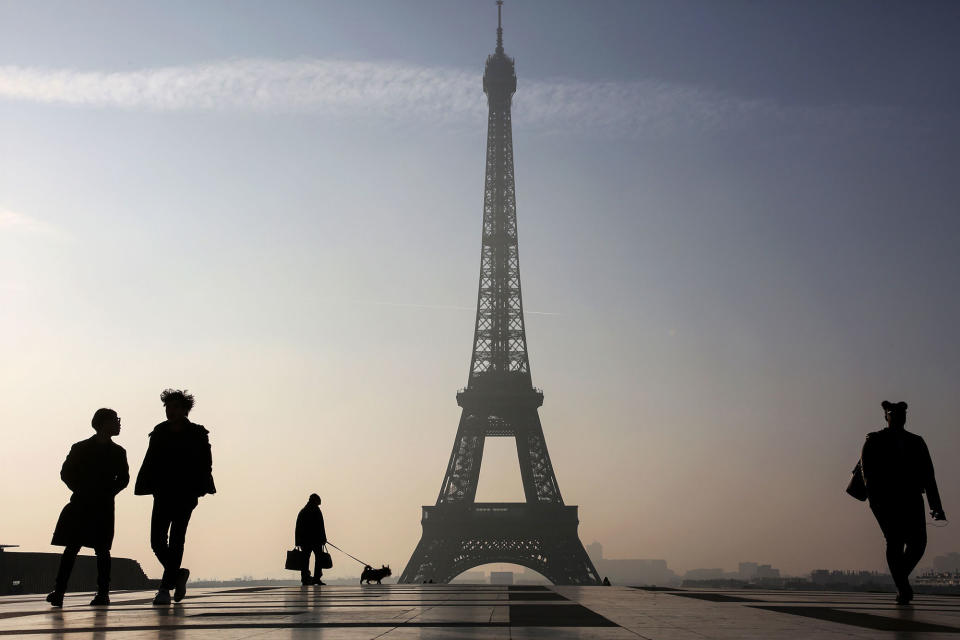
[{"xmin": 860, "ymin": 401, "xmax": 946, "ymax": 605}]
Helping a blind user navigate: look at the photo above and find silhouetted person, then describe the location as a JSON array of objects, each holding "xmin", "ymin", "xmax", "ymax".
[
  {"xmin": 295, "ymin": 494, "xmax": 327, "ymax": 585},
  {"xmin": 47, "ymin": 409, "xmax": 129, "ymax": 608},
  {"xmin": 135, "ymin": 389, "xmax": 216, "ymax": 605},
  {"xmin": 861, "ymin": 400, "xmax": 946, "ymax": 605}
]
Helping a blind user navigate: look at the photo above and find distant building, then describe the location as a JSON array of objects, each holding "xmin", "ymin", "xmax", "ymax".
[
  {"xmin": 490, "ymin": 571, "xmax": 514, "ymax": 585},
  {"xmin": 585, "ymin": 542, "xmax": 603, "ymax": 565},
  {"xmin": 738, "ymin": 562, "xmax": 758, "ymax": 581},
  {"xmin": 684, "ymin": 568, "xmax": 725, "ymax": 581},
  {"xmin": 585, "ymin": 542, "xmax": 679, "ymax": 586},
  {"xmin": 756, "ymin": 564, "xmax": 780, "ymax": 579},
  {"xmin": 933, "ymin": 553, "xmax": 960, "ymax": 573},
  {"xmin": 810, "ymin": 570, "xmax": 894, "ymax": 588}
]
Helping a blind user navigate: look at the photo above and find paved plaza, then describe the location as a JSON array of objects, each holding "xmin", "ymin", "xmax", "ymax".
[{"xmin": 2, "ymin": 584, "xmax": 960, "ymax": 638}]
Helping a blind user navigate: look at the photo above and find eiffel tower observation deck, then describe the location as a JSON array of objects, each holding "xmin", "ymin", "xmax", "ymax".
[{"xmin": 399, "ymin": 1, "xmax": 601, "ymax": 586}]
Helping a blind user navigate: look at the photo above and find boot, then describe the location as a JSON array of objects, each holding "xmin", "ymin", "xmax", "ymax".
[
  {"xmin": 46, "ymin": 591, "xmax": 64, "ymax": 608},
  {"xmin": 89, "ymin": 592, "xmax": 110, "ymax": 606}
]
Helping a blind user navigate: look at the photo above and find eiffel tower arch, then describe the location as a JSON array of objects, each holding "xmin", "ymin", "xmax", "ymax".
[{"xmin": 399, "ymin": 2, "xmax": 601, "ymax": 586}]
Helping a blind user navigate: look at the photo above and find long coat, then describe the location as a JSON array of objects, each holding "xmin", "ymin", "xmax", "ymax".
[
  {"xmin": 295, "ymin": 503, "xmax": 326, "ymax": 548},
  {"xmin": 51, "ymin": 436, "xmax": 129, "ymax": 549},
  {"xmin": 135, "ymin": 420, "xmax": 216, "ymax": 498}
]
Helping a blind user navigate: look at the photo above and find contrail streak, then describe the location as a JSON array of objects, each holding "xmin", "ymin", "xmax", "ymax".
[
  {"xmin": 0, "ymin": 57, "xmax": 887, "ymax": 136},
  {"xmin": 355, "ymin": 300, "xmax": 560, "ymax": 316}
]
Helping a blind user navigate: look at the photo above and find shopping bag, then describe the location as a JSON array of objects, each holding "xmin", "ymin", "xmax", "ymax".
[
  {"xmin": 319, "ymin": 546, "xmax": 333, "ymax": 570},
  {"xmin": 285, "ymin": 547, "xmax": 308, "ymax": 571}
]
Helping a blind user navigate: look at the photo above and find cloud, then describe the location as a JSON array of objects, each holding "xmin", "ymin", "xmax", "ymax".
[
  {"xmin": 0, "ymin": 208, "xmax": 66, "ymax": 237},
  {"xmin": 0, "ymin": 58, "xmax": 888, "ymax": 136}
]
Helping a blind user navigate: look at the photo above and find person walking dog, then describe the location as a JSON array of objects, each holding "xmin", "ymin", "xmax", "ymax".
[{"xmin": 295, "ymin": 494, "xmax": 328, "ymax": 585}]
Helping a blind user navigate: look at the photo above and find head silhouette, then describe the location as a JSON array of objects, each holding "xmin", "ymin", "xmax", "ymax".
[
  {"xmin": 92, "ymin": 408, "xmax": 120, "ymax": 436},
  {"xmin": 309, "ymin": 493, "xmax": 321, "ymax": 506},
  {"xmin": 161, "ymin": 388, "xmax": 195, "ymax": 420},
  {"xmin": 882, "ymin": 400, "xmax": 907, "ymax": 429}
]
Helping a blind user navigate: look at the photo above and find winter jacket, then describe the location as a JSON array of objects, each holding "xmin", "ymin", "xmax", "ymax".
[{"xmin": 135, "ymin": 419, "xmax": 216, "ymax": 498}]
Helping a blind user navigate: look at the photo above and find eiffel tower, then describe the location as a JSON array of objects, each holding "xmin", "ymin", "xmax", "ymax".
[{"xmin": 399, "ymin": 2, "xmax": 601, "ymax": 586}]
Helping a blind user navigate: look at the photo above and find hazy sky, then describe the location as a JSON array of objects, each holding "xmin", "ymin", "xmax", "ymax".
[{"xmin": 2, "ymin": 1, "xmax": 959, "ymax": 581}]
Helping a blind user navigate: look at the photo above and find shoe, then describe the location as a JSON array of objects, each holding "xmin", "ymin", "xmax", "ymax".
[
  {"xmin": 153, "ymin": 589, "xmax": 171, "ymax": 606},
  {"xmin": 46, "ymin": 591, "xmax": 64, "ymax": 608},
  {"xmin": 174, "ymin": 568, "xmax": 189, "ymax": 602},
  {"xmin": 89, "ymin": 593, "xmax": 109, "ymax": 606},
  {"xmin": 314, "ymin": 580, "xmax": 326, "ymax": 586}
]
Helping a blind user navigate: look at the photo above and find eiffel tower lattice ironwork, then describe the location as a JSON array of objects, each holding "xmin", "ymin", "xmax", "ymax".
[{"xmin": 399, "ymin": 2, "xmax": 601, "ymax": 586}]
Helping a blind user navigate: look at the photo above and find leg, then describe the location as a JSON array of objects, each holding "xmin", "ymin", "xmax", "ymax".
[
  {"xmin": 95, "ymin": 547, "xmax": 112, "ymax": 594},
  {"xmin": 163, "ymin": 496, "xmax": 197, "ymax": 590},
  {"xmin": 871, "ymin": 502, "xmax": 909, "ymax": 595},
  {"xmin": 313, "ymin": 546, "xmax": 324, "ymax": 583},
  {"xmin": 900, "ymin": 496, "xmax": 928, "ymax": 597},
  {"xmin": 301, "ymin": 548, "xmax": 314, "ymax": 585},
  {"xmin": 151, "ymin": 497, "xmax": 174, "ymax": 584},
  {"xmin": 54, "ymin": 546, "xmax": 80, "ymax": 594}
]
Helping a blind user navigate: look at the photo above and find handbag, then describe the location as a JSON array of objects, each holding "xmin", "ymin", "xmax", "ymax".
[
  {"xmin": 285, "ymin": 547, "xmax": 308, "ymax": 571},
  {"xmin": 846, "ymin": 461, "xmax": 867, "ymax": 501},
  {"xmin": 319, "ymin": 545, "xmax": 333, "ymax": 570}
]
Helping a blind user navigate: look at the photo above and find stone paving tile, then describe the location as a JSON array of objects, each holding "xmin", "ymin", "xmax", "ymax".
[{"xmin": 3, "ymin": 585, "xmax": 960, "ymax": 638}]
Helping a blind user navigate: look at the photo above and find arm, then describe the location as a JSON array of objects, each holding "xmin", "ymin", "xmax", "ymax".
[
  {"xmin": 60, "ymin": 445, "xmax": 82, "ymax": 493},
  {"xmin": 919, "ymin": 439, "xmax": 945, "ymax": 517},
  {"xmin": 114, "ymin": 450, "xmax": 130, "ymax": 496},
  {"xmin": 859, "ymin": 437, "xmax": 875, "ymax": 491},
  {"xmin": 319, "ymin": 511, "xmax": 327, "ymax": 545},
  {"xmin": 198, "ymin": 430, "xmax": 216, "ymax": 496},
  {"xmin": 134, "ymin": 437, "xmax": 157, "ymax": 495},
  {"xmin": 295, "ymin": 510, "xmax": 305, "ymax": 547}
]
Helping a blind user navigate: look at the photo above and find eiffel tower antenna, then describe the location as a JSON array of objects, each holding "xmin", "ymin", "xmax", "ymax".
[
  {"xmin": 496, "ymin": 0, "xmax": 504, "ymax": 53},
  {"xmin": 399, "ymin": 1, "xmax": 601, "ymax": 586}
]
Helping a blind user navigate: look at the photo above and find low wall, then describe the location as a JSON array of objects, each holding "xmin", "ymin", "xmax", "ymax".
[{"xmin": 0, "ymin": 551, "xmax": 152, "ymax": 595}]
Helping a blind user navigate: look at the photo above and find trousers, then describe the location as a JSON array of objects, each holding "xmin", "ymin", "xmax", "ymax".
[
  {"xmin": 151, "ymin": 494, "xmax": 198, "ymax": 589},
  {"xmin": 300, "ymin": 545, "xmax": 325, "ymax": 584},
  {"xmin": 870, "ymin": 493, "xmax": 927, "ymax": 594},
  {"xmin": 54, "ymin": 545, "xmax": 111, "ymax": 594}
]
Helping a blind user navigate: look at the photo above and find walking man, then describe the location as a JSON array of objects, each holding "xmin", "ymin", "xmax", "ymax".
[
  {"xmin": 861, "ymin": 400, "xmax": 946, "ymax": 605},
  {"xmin": 47, "ymin": 408, "xmax": 129, "ymax": 607},
  {"xmin": 135, "ymin": 389, "xmax": 216, "ymax": 605},
  {"xmin": 295, "ymin": 494, "xmax": 327, "ymax": 585}
]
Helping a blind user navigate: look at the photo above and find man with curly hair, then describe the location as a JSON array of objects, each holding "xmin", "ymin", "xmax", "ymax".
[{"xmin": 135, "ymin": 389, "xmax": 216, "ymax": 605}]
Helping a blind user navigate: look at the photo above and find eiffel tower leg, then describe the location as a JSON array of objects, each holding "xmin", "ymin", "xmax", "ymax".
[
  {"xmin": 437, "ymin": 412, "xmax": 485, "ymax": 504},
  {"xmin": 513, "ymin": 411, "xmax": 563, "ymax": 504}
]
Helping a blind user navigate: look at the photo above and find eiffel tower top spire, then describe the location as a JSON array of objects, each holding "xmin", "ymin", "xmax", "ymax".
[{"xmin": 496, "ymin": 0, "xmax": 504, "ymax": 54}]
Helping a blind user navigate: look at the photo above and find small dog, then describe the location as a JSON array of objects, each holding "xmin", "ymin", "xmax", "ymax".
[{"xmin": 360, "ymin": 565, "xmax": 392, "ymax": 584}]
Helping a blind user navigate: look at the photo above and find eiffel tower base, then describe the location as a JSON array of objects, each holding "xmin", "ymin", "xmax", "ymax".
[{"xmin": 399, "ymin": 503, "xmax": 602, "ymax": 585}]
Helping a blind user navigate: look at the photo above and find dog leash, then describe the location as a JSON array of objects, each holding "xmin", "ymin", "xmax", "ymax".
[{"xmin": 326, "ymin": 541, "xmax": 372, "ymax": 567}]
